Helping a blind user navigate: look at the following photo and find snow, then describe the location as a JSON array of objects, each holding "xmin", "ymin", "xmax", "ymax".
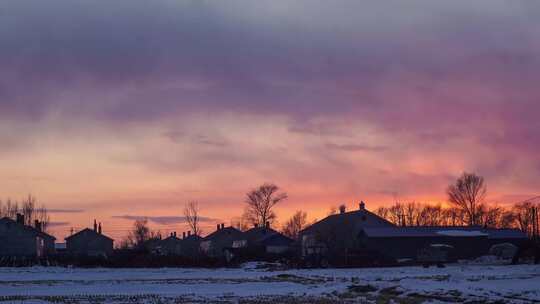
[
  {"xmin": 436, "ymin": 230, "xmax": 488, "ymax": 236},
  {"xmin": 0, "ymin": 264, "xmax": 539, "ymax": 303}
]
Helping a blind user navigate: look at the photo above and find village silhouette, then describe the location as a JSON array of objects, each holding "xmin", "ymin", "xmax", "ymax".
[{"xmin": 1, "ymin": 173, "xmax": 539, "ymax": 267}]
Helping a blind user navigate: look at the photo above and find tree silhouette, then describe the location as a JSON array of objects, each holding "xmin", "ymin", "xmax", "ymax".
[
  {"xmin": 447, "ymin": 172, "xmax": 487, "ymax": 226},
  {"xmin": 184, "ymin": 201, "xmax": 203, "ymax": 236},
  {"xmin": 243, "ymin": 183, "xmax": 287, "ymax": 226}
]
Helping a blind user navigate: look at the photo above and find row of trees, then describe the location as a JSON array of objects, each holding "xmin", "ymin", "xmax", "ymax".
[
  {"xmin": 375, "ymin": 201, "xmax": 537, "ymax": 231},
  {"xmin": 121, "ymin": 173, "xmax": 539, "ymax": 248},
  {"xmin": 120, "ymin": 183, "xmax": 309, "ymax": 248},
  {"xmin": 0, "ymin": 194, "xmax": 50, "ymax": 232},
  {"xmin": 375, "ymin": 173, "xmax": 540, "ymax": 238}
]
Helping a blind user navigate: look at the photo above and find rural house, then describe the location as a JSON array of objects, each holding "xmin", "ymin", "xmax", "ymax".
[
  {"xmin": 299, "ymin": 201, "xmax": 394, "ymax": 265},
  {"xmin": 65, "ymin": 220, "xmax": 114, "ymax": 257},
  {"xmin": 231, "ymin": 223, "xmax": 293, "ymax": 255},
  {"xmin": 151, "ymin": 232, "xmax": 182, "ymax": 256},
  {"xmin": 0, "ymin": 214, "xmax": 56, "ymax": 257},
  {"xmin": 200, "ymin": 224, "xmax": 243, "ymax": 259},
  {"xmin": 300, "ymin": 201, "xmax": 529, "ymax": 266},
  {"xmin": 149, "ymin": 231, "xmax": 202, "ymax": 258}
]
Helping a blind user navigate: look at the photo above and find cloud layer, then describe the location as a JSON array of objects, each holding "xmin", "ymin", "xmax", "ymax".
[
  {"xmin": 1, "ymin": 1, "xmax": 540, "ymax": 240},
  {"xmin": 111, "ymin": 215, "xmax": 218, "ymax": 225}
]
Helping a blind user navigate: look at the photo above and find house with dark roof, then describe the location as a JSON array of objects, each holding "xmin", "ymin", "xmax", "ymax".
[
  {"xmin": 152, "ymin": 233, "xmax": 183, "ymax": 256},
  {"xmin": 299, "ymin": 201, "xmax": 394, "ymax": 265},
  {"xmin": 200, "ymin": 224, "xmax": 243, "ymax": 259},
  {"xmin": 234, "ymin": 224, "xmax": 293, "ymax": 253},
  {"xmin": 65, "ymin": 220, "xmax": 113, "ymax": 257},
  {"xmin": 300, "ymin": 201, "xmax": 529, "ymax": 266},
  {"xmin": 225, "ymin": 223, "xmax": 294, "ymax": 262},
  {"xmin": 148, "ymin": 231, "xmax": 203, "ymax": 258},
  {"xmin": 0, "ymin": 214, "xmax": 56, "ymax": 257}
]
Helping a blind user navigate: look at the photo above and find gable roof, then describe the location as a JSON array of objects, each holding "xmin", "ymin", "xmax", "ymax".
[
  {"xmin": 240, "ymin": 226, "xmax": 293, "ymax": 246},
  {"xmin": 258, "ymin": 232, "xmax": 294, "ymax": 246},
  {"xmin": 203, "ymin": 226, "xmax": 242, "ymax": 241},
  {"xmin": 242, "ymin": 226, "xmax": 279, "ymax": 242},
  {"xmin": 65, "ymin": 228, "xmax": 113, "ymax": 242},
  {"xmin": 161, "ymin": 235, "xmax": 182, "ymax": 243},
  {"xmin": 301, "ymin": 208, "xmax": 395, "ymax": 237},
  {"xmin": 183, "ymin": 234, "xmax": 202, "ymax": 242},
  {"xmin": 0, "ymin": 217, "xmax": 56, "ymax": 240}
]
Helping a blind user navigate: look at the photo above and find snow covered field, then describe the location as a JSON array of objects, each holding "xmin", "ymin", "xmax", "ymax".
[{"xmin": 0, "ymin": 263, "xmax": 539, "ymax": 303}]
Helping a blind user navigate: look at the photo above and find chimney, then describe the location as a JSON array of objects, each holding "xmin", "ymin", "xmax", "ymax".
[
  {"xmin": 359, "ymin": 201, "xmax": 366, "ymax": 210},
  {"xmin": 265, "ymin": 221, "xmax": 270, "ymax": 228},
  {"xmin": 174, "ymin": 231, "xmax": 177, "ymax": 237},
  {"xmin": 34, "ymin": 219, "xmax": 41, "ymax": 232},
  {"xmin": 254, "ymin": 223, "xmax": 258, "ymax": 228},
  {"xmin": 339, "ymin": 204, "xmax": 346, "ymax": 214},
  {"xmin": 16, "ymin": 213, "xmax": 24, "ymax": 225},
  {"xmin": 221, "ymin": 223, "xmax": 225, "ymax": 229},
  {"xmin": 217, "ymin": 224, "xmax": 220, "ymax": 231},
  {"xmin": 94, "ymin": 219, "xmax": 97, "ymax": 232},
  {"xmin": 98, "ymin": 223, "xmax": 102, "ymax": 234},
  {"xmin": 183, "ymin": 232, "xmax": 186, "ymax": 239},
  {"xmin": 170, "ymin": 232, "xmax": 173, "ymax": 237},
  {"xmin": 188, "ymin": 231, "xmax": 191, "ymax": 236}
]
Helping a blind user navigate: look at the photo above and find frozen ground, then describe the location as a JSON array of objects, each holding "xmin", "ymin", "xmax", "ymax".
[{"xmin": 0, "ymin": 263, "xmax": 539, "ymax": 303}]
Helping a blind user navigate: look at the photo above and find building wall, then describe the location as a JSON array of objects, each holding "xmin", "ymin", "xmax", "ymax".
[
  {"xmin": 203, "ymin": 233, "xmax": 243, "ymax": 258},
  {"xmin": 181, "ymin": 238, "xmax": 201, "ymax": 258},
  {"xmin": 487, "ymin": 238, "xmax": 527, "ymax": 250},
  {"xmin": 160, "ymin": 238, "xmax": 182, "ymax": 255},
  {"xmin": 266, "ymin": 245, "xmax": 289, "ymax": 254},
  {"xmin": 0, "ymin": 222, "xmax": 38, "ymax": 257},
  {"xmin": 67, "ymin": 233, "xmax": 113, "ymax": 256},
  {"xmin": 362, "ymin": 236, "xmax": 490, "ymax": 260}
]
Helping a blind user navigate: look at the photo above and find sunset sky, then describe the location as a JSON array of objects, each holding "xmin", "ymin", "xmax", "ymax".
[{"xmin": 1, "ymin": 1, "xmax": 540, "ymax": 241}]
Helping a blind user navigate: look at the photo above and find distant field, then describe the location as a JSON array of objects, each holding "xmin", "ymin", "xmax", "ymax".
[{"xmin": 0, "ymin": 264, "xmax": 539, "ymax": 303}]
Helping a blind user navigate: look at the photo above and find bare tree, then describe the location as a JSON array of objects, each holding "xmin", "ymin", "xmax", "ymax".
[
  {"xmin": 388, "ymin": 202, "xmax": 405, "ymax": 226},
  {"xmin": 184, "ymin": 201, "xmax": 203, "ymax": 236},
  {"xmin": 282, "ymin": 210, "xmax": 308, "ymax": 240},
  {"xmin": 126, "ymin": 218, "xmax": 151, "ymax": 248},
  {"xmin": 21, "ymin": 194, "xmax": 36, "ymax": 226},
  {"xmin": 499, "ymin": 209, "xmax": 517, "ymax": 229},
  {"xmin": 243, "ymin": 183, "xmax": 287, "ymax": 226},
  {"xmin": 417, "ymin": 204, "xmax": 444, "ymax": 226},
  {"xmin": 514, "ymin": 200, "xmax": 540, "ymax": 238},
  {"xmin": 1, "ymin": 195, "xmax": 50, "ymax": 232},
  {"xmin": 375, "ymin": 206, "xmax": 389, "ymax": 220},
  {"xmin": 0, "ymin": 198, "xmax": 19, "ymax": 219},
  {"xmin": 22, "ymin": 195, "xmax": 50, "ymax": 231},
  {"xmin": 32, "ymin": 204, "xmax": 50, "ymax": 232},
  {"xmin": 447, "ymin": 172, "xmax": 487, "ymax": 226},
  {"xmin": 403, "ymin": 202, "xmax": 419, "ymax": 226}
]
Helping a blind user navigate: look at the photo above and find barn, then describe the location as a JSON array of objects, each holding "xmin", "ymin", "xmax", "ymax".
[
  {"xmin": 300, "ymin": 202, "xmax": 529, "ymax": 266},
  {"xmin": 299, "ymin": 201, "xmax": 394, "ymax": 265}
]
